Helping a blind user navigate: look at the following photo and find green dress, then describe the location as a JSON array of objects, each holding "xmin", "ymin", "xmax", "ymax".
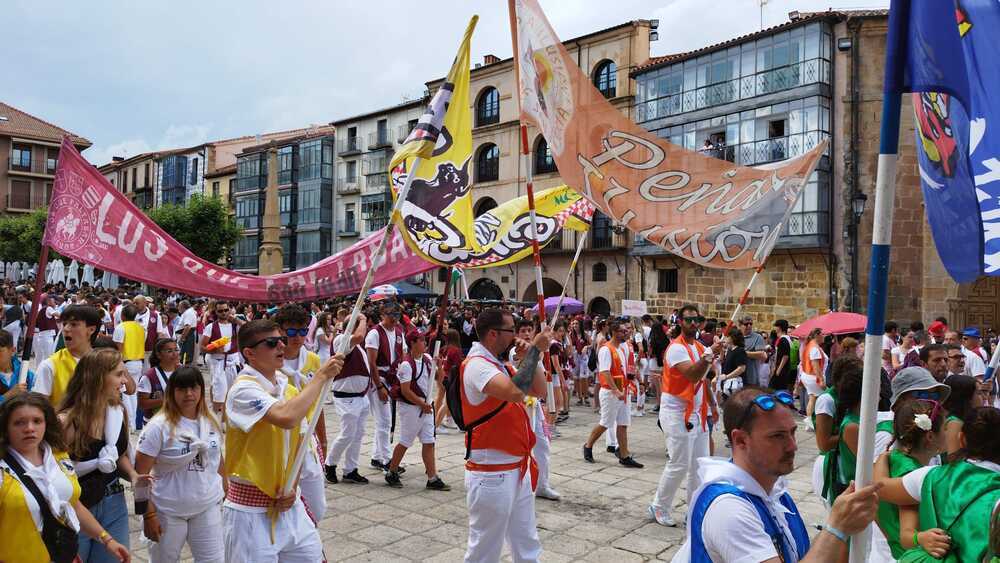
[
  {"xmin": 941, "ymin": 415, "xmax": 962, "ymax": 464},
  {"xmin": 876, "ymin": 450, "xmax": 923, "ymax": 558},
  {"xmin": 823, "ymin": 411, "xmax": 859, "ymax": 505},
  {"xmin": 899, "ymin": 460, "xmax": 1000, "ymax": 563}
]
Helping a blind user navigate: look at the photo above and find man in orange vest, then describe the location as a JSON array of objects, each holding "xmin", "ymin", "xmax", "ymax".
[
  {"xmin": 459, "ymin": 308, "xmax": 551, "ymax": 562},
  {"xmin": 649, "ymin": 304, "xmax": 723, "ymax": 527},
  {"xmin": 583, "ymin": 320, "xmax": 644, "ymax": 468}
]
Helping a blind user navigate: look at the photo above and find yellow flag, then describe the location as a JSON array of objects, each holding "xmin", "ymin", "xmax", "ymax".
[{"xmin": 390, "ymin": 16, "xmax": 480, "ymax": 261}]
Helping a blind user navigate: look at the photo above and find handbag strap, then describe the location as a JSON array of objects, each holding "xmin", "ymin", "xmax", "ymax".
[{"xmin": 3, "ymin": 452, "xmax": 66, "ymax": 530}]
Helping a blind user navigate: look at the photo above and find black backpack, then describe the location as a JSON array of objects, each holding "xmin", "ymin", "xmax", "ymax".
[
  {"xmin": 587, "ymin": 347, "xmax": 598, "ymax": 371},
  {"xmin": 445, "ymin": 358, "xmax": 508, "ymax": 459}
]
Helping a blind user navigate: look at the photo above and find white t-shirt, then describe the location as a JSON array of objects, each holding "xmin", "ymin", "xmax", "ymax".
[
  {"xmin": 814, "ymin": 392, "xmax": 836, "ymax": 418},
  {"xmin": 33, "ymin": 353, "xmax": 82, "ymax": 397},
  {"xmin": 664, "ymin": 339, "xmax": 707, "ymax": 413},
  {"xmin": 597, "ymin": 341, "xmax": 629, "ymax": 382},
  {"xmin": 365, "ymin": 325, "xmax": 407, "ymax": 364},
  {"xmin": 111, "ymin": 323, "xmax": 146, "ymax": 350},
  {"xmin": 882, "ymin": 334, "xmax": 896, "ymax": 351},
  {"xmin": 315, "ymin": 328, "xmax": 331, "ymax": 363},
  {"xmin": 330, "ymin": 334, "xmax": 372, "ymax": 394},
  {"xmin": 202, "ymin": 322, "xmax": 236, "ymax": 355},
  {"xmin": 463, "ymin": 343, "xmax": 520, "ymax": 465},
  {"xmin": 137, "ymin": 368, "xmax": 173, "ymax": 395},
  {"xmin": 136, "ymin": 415, "xmax": 224, "ymax": 517},
  {"xmin": 962, "ymin": 347, "xmax": 987, "ymax": 377},
  {"xmin": 179, "ymin": 308, "xmax": 198, "ymax": 331},
  {"xmin": 397, "ymin": 355, "xmax": 434, "ymax": 399},
  {"xmin": 135, "ymin": 309, "xmax": 167, "ymax": 338},
  {"xmin": 890, "ymin": 346, "xmax": 910, "ymax": 367}
]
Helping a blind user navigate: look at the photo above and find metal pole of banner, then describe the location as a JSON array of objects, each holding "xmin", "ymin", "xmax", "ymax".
[
  {"xmin": 19, "ymin": 245, "xmax": 51, "ymax": 381},
  {"xmin": 850, "ymin": 3, "xmax": 907, "ymax": 560},
  {"xmin": 723, "ymin": 263, "xmax": 766, "ymax": 334},
  {"xmin": 279, "ymin": 156, "xmax": 424, "ymax": 499},
  {"xmin": 550, "ymin": 230, "xmax": 588, "ymax": 327}
]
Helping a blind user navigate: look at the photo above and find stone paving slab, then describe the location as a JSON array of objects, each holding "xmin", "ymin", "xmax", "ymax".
[{"xmin": 124, "ymin": 391, "xmax": 825, "ymax": 562}]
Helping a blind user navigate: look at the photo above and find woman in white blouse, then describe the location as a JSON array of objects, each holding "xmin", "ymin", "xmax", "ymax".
[
  {"xmin": 135, "ymin": 366, "xmax": 226, "ymax": 563},
  {"xmin": 0, "ymin": 392, "xmax": 129, "ymax": 562}
]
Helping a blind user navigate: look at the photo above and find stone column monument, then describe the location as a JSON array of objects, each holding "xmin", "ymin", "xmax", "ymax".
[{"xmin": 258, "ymin": 148, "xmax": 283, "ymax": 275}]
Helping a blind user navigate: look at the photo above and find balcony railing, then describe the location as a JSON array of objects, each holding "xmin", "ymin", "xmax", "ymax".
[
  {"xmin": 368, "ymin": 131, "xmax": 392, "ymax": 150},
  {"xmin": 364, "ymin": 157, "xmax": 390, "ymax": 175},
  {"xmin": 7, "ymin": 156, "xmax": 53, "ymax": 176},
  {"xmin": 542, "ymin": 229, "xmax": 574, "ymax": 252},
  {"xmin": 635, "ymin": 58, "xmax": 831, "ymax": 123},
  {"xmin": 338, "ymin": 137, "xmax": 363, "ymax": 155},
  {"xmin": 588, "ymin": 226, "xmax": 628, "ymax": 250},
  {"xmin": 698, "ymin": 132, "xmax": 827, "ymax": 167},
  {"xmin": 337, "ymin": 219, "xmax": 359, "ymax": 236},
  {"xmin": 397, "ymin": 124, "xmax": 416, "ymax": 143},
  {"xmin": 365, "ymin": 173, "xmax": 389, "ymax": 193},
  {"xmin": 337, "ymin": 176, "xmax": 360, "ymax": 195}
]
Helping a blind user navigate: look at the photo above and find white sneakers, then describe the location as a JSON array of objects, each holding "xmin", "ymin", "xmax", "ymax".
[
  {"xmin": 648, "ymin": 505, "xmax": 678, "ymax": 527},
  {"xmin": 535, "ymin": 486, "xmax": 561, "ymax": 501}
]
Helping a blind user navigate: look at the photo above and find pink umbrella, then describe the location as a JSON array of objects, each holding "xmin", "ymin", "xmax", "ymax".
[{"xmin": 790, "ymin": 312, "xmax": 867, "ymax": 338}]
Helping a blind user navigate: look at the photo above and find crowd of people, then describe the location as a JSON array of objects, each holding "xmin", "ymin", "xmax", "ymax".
[{"xmin": 0, "ymin": 274, "xmax": 999, "ymax": 562}]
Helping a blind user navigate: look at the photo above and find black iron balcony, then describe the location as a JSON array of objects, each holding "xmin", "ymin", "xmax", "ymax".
[
  {"xmin": 338, "ymin": 137, "xmax": 363, "ymax": 155},
  {"xmin": 368, "ymin": 131, "xmax": 392, "ymax": 150}
]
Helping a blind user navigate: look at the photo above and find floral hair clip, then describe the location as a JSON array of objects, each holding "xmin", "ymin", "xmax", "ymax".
[{"xmin": 914, "ymin": 413, "xmax": 933, "ymax": 431}]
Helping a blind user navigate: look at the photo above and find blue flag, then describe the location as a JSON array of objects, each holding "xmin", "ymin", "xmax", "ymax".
[{"xmin": 887, "ymin": 0, "xmax": 1000, "ymax": 282}]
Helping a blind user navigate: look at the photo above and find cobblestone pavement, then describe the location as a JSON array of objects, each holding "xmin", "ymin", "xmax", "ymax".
[{"xmin": 126, "ymin": 392, "xmax": 826, "ymax": 562}]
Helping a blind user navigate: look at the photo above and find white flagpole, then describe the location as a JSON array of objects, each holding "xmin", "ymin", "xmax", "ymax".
[
  {"xmin": 279, "ymin": 156, "xmax": 423, "ymax": 499},
  {"xmin": 550, "ymin": 230, "xmax": 588, "ymax": 327}
]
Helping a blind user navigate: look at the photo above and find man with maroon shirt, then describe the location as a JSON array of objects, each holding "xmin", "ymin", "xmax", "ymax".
[
  {"xmin": 366, "ymin": 301, "xmax": 408, "ymax": 471},
  {"xmin": 133, "ymin": 294, "xmax": 167, "ymax": 370}
]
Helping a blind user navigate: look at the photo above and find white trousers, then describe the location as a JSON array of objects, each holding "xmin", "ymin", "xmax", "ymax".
[
  {"xmin": 464, "ymin": 468, "xmax": 542, "ymax": 563},
  {"xmin": 529, "ymin": 404, "xmax": 550, "ymax": 491},
  {"xmin": 222, "ymin": 501, "xmax": 322, "ymax": 563},
  {"xmin": 396, "ymin": 401, "xmax": 435, "ymax": 448},
  {"xmin": 208, "ymin": 354, "xmax": 239, "ymax": 404},
  {"xmin": 148, "ymin": 505, "xmax": 224, "ymax": 563},
  {"xmin": 299, "ymin": 440, "xmax": 326, "ymax": 521},
  {"xmin": 367, "ymin": 386, "xmax": 392, "ymax": 463},
  {"xmin": 123, "ymin": 360, "xmax": 142, "ymax": 431},
  {"xmin": 651, "ymin": 397, "xmax": 709, "ymax": 511},
  {"xmin": 31, "ymin": 331, "xmax": 55, "ymax": 370},
  {"xmin": 326, "ymin": 395, "xmax": 369, "ymax": 472}
]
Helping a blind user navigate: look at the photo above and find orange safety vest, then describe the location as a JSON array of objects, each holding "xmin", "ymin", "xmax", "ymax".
[
  {"xmin": 460, "ymin": 355, "xmax": 538, "ymax": 489},
  {"xmin": 662, "ymin": 337, "xmax": 709, "ymax": 431},
  {"xmin": 600, "ymin": 342, "xmax": 627, "ymax": 391},
  {"xmin": 801, "ymin": 340, "xmax": 825, "ymax": 377}
]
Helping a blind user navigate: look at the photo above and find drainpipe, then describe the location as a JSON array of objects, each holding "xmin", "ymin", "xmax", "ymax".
[{"xmin": 847, "ymin": 18, "xmax": 861, "ymax": 312}]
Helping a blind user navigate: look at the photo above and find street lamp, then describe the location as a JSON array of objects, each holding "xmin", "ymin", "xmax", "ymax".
[{"xmin": 849, "ymin": 190, "xmax": 868, "ymax": 312}]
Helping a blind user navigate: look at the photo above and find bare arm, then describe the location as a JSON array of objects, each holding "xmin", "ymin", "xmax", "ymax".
[
  {"xmin": 814, "ymin": 413, "xmax": 839, "ymax": 452},
  {"xmin": 137, "ymin": 391, "xmax": 162, "ymax": 411},
  {"xmin": 842, "ymin": 422, "xmax": 859, "ymax": 456}
]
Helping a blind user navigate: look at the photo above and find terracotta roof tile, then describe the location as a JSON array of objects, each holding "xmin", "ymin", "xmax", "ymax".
[
  {"xmin": 205, "ymin": 163, "xmax": 237, "ymax": 178},
  {"xmin": 0, "ymin": 101, "xmax": 91, "ymax": 148}
]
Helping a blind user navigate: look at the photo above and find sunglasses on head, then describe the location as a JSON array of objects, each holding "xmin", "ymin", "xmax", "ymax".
[
  {"xmin": 733, "ymin": 391, "xmax": 796, "ymax": 433},
  {"xmin": 248, "ymin": 336, "xmax": 287, "ymax": 349},
  {"xmin": 284, "ymin": 327, "xmax": 309, "ymax": 337},
  {"xmin": 682, "ymin": 316, "xmax": 705, "ymax": 324}
]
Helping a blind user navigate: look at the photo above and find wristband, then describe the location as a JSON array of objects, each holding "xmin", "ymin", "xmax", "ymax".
[
  {"xmin": 913, "ymin": 531, "xmax": 920, "ymax": 548},
  {"xmin": 825, "ymin": 525, "xmax": 849, "ymax": 544},
  {"xmin": 98, "ymin": 530, "xmax": 111, "ymax": 544}
]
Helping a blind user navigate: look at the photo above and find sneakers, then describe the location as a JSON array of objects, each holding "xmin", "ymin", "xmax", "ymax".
[
  {"xmin": 606, "ymin": 445, "xmax": 619, "ymax": 455},
  {"xmin": 535, "ymin": 486, "xmax": 561, "ymax": 501},
  {"xmin": 384, "ymin": 471, "xmax": 403, "ymax": 488},
  {"xmin": 555, "ymin": 413, "xmax": 569, "ymax": 424},
  {"xmin": 342, "ymin": 469, "xmax": 369, "ymax": 484},
  {"xmin": 370, "ymin": 458, "xmax": 387, "ymax": 471},
  {"xmin": 583, "ymin": 445, "xmax": 595, "ymax": 463},
  {"xmin": 324, "ymin": 464, "xmax": 338, "ymax": 485},
  {"xmin": 436, "ymin": 426, "xmax": 452, "ymax": 435},
  {"xmin": 648, "ymin": 505, "xmax": 678, "ymax": 527},
  {"xmin": 426, "ymin": 477, "xmax": 451, "ymax": 491},
  {"xmin": 619, "ymin": 456, "xmax": 644, "ymax": 468}
]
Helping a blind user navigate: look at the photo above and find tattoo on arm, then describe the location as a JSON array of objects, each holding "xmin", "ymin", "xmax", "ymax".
[{"xmin": 512, "ymin": 346, "xmax": 541, "ymax": 393}]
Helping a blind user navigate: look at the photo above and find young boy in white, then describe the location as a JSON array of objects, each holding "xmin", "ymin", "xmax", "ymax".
[
  {"xmin": 135, "ymin": 366, "xmax": 225, "ymax": 563},
  {"xmin": 324, "ymin": 320, "xmax": 374, "ymax": 484},
  {"xmin": 511, "ymin": 319, "xmax": 561, "ymax": 501},
  {"xmin": 365, "ymin": 302, "xmax": 408, "ymax": 470},
  {"xmin": 383, "ymin": 329, "xmax": 450, "ymax": 490}
]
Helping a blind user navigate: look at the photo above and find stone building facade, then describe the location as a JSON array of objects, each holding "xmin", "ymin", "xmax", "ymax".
[{"xmin": 624, "ymin": 9, "xmax": 983, "ymax": 331}]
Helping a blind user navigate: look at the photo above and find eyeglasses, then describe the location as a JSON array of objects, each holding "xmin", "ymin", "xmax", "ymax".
[
  {"xmin": 493, "ymin": 327, "xmax": 515, "ymax": 334},
  {"xmin": 948, "ymin": 354, "xmax": 965, "ymax": 361},
  {"xmin": 284, "ymin": 327, "xmax": 309, "ymax": 337},
  {"xmin": 733, "ymin": 391, "xmax": 796, "ymax": 433},
  {"xmin": 681, "ymin": 316, "xmax": 705, "ymax": 324},
  {"xmin": 162, "ymin": 348, "xmax": 180, "ymax": 354},
  {"xmin": 247, "ymin": 336, "xmax": 287, "ymax": 349},
  {"xmin": 742, "ymin": 322, "xmax": 754, "ymax": 327},
  {"xmin": 216, "ymin": 309, "xmax": 230, "ymax": 314}
]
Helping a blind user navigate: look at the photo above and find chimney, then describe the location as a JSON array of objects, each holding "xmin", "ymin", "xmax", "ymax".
[{"xmin": 484, "ymin": 54, "xmax": 500, "ymax": 65}]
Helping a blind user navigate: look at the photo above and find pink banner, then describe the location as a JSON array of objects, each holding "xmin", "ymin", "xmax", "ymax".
[{"xmin": 45, "ymin": 139, "xmax": 436, "ymax": 302}]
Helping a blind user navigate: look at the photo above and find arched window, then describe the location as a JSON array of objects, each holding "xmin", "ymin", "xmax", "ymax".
[
  {"xmin": 476, "ymin": 144, "xmax": 499, "ymax": 183},
  {"xmin": 593, "ymin": 60, "xmax": 617, "ymax": 99},
  {"xmin": 474, "ymin": 197, "xmax": 498, "ymax": 217},
  {"xmin": 534, "ymin": 136, "xmax": 556, "ymax": 174},
  {"xmin": 476, "ymin": 87, "xmax": 500, "ymax": 126},
  {"xmin": 592, "ymin": 262, "xmax": 608, "ymax": 282}
]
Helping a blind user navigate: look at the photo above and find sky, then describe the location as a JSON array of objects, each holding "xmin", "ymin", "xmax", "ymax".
[{"xmin": 6, "ymin": 0, "xmax": 888, "ymax": 166}]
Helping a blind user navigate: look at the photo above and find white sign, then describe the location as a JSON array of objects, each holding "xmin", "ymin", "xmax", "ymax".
[{"xmin": 621, "ymin": 300, "xmax": 647, "ymax": 317}]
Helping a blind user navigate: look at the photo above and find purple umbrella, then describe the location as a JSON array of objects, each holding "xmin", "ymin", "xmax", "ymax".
[{"xmin": 532, "ymin": 296, "xmax": 584, "ymax": 315}]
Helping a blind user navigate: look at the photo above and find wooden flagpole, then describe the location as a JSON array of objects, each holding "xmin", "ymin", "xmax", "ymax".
[
  {"xmin": 723, "ymin": 262, "xmax": 766, "ymax": 334},
  {"xmin": 279, "ymin": 156, "xmax": 424, "ymax": 499},
  {"xmin": 19, "ymin": 245, "xmax": 51, "ymax": 382}
]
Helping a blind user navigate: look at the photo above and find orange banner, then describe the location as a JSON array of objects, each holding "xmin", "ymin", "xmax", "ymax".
[{"xmin": 510, "ymin": 0, "xmax": 827, "ymax": 269}]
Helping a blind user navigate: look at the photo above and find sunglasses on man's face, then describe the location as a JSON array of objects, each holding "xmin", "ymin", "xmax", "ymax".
[
  {"xmin": 217, "ymin": 309, "xmax": 230, "ymax": 314},
  {"xmin": 284, "ymin": 327, "xmax": 309, "ymax": 338},
  {"xmin": 682, "ymin": 316, "xmax": 705, "ymax": 324},
  {"xmin": 912, "ymin": 390, "xmax": 941, "ymax": 401},
  {"xmin": 248, "ymin": 336, "xmax": 287, "ymax": 349}
]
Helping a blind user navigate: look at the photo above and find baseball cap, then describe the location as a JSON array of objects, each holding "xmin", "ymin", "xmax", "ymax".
[
  {"xmin": 962, "ymin": 327, "xmax": 981, "ymax": 339},
  {"xmin": 890, "ymin": 366, "xmax": 951, "ymax": 407},
  {"xmin": 405, "ymin": 328, "xmax": 427, "ymax": 346}
]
